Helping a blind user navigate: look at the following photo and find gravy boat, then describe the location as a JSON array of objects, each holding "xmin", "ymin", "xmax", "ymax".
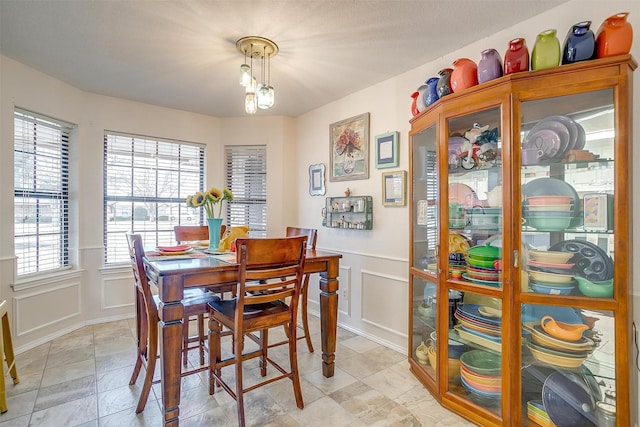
[{"xmin": 540, "ymin": 315, "xmax": 589, "ymax": 341}]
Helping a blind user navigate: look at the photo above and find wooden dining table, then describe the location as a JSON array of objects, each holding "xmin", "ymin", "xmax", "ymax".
[{"xmin": 143, "ymin": 249, "xmax": 342, "ymax": 426}]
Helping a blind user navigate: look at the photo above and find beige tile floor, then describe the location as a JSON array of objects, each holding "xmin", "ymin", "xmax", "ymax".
[{"xmin": 0, "ymin": 315, "xmax": 474, "ymax": 426}]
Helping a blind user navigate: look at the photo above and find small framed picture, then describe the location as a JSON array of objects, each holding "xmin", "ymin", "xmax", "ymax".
[
  {"xmin": 375, "ymin": 131, "xmax": 399, "ymax": 169},
  {"xmin": 382, "ymin": 170, "xmax": 406, "ymax": 206},
  {"xmin": 308, "ymin": 163, "xmax": 326, "ymax": 196}
]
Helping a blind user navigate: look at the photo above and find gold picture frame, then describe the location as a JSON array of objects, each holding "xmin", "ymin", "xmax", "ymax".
[
  {"xmin": 329, "ymin": 113, "xmax": 370, "ymax": 181},
  {"xmin": 382, "ymin": 170, "xmax": 406, "ymax": 206}
]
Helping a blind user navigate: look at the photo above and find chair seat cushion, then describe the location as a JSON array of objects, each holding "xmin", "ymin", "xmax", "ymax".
[{"xmin": 208, "ymin": 298, "xmax": 288, "ymax": 321}]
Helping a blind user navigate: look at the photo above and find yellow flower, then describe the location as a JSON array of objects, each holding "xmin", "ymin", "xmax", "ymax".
[{"xmin": 185, "ymin": 187, "xmax": 234, "ymax": 219}]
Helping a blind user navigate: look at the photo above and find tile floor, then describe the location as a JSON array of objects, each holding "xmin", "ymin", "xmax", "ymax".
[{"xmin": 0, "ymin": 315, "xmax": 474, "ymax": 426}]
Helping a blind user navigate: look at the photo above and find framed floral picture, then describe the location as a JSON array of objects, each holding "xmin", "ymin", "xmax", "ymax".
[{"xmin": 329, "ymin": 113, "xmax": 370, "ymax": 182}]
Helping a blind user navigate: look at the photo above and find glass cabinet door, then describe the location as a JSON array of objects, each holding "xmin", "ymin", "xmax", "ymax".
[
  {"xmin": 411, "ymin": 123, "xmax": 438, "ymax": 383},
  {"xmin": 446, "ymin": 106, "xmax": 503, "ymax": 288},
  {"xmin": 519, "ymin": 89, "xmax": 618, "ymax": 427},
  {"xmin": 444, "ymin": 106, "xmax": 504, "ymax": 417}
]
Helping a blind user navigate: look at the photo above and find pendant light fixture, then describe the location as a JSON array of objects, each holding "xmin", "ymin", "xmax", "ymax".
[{"xmin": 236, "ymin": 36, "xmax": 278, "ymax": 114}]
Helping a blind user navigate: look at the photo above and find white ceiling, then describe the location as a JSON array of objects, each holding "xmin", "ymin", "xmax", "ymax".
[{"xmin": 0, "ymin": 0, "xmax": 566, "ymax": 118}]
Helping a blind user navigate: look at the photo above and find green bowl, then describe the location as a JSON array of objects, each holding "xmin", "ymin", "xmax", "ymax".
[
  {"xmin": 460, "ymin": 350, "xmax": 501, "ymax": 376},
  {"xmin": 526, "ymin": 216, "xmax": 572, "ymax": 231},
  {"xmin": 575, "ymin": 277, "xmax": 614, "ymax": 298},
  {"xmin": 466, "ymin": 245, "xmax": 501, "ymax": 260},
  {"xmin": 467, "ymin": 257, "xmax": 498, "ymax": 268}
]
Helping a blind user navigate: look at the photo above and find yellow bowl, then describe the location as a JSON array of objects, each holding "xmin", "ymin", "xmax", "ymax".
[
  {"xmin": 527, "ymin": 344, "xmax": 587, "ymax": 368},
  {"xmin": 529, "ymin": 250, "xmax": 574, "ymax": 264},
  {"xmin": 528, "ymin": 270, "xmax": 574, "ymax": 284},
  {"xmin": 459, "ymin": 365, "xmax": 501, "ymax": 386},
  {"xmin": 427, "ymin": 346, "xmax": 461, "ymax": 380}
]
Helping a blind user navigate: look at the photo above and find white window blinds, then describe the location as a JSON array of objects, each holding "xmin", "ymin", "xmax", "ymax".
[
  {"xmin": 103, "ymin": 132, "xmax": 205, "ymax": 263},
  {"xmin": 225, "ymin": 145, "xmax": 267, "ymax": 237},
  {"xmin": 14, "ymin": 109, "xmax": 72, "ymax": 276}
]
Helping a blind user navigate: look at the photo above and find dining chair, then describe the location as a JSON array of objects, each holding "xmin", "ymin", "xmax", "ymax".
[
  {"xmin": 207, "ymin": 236, "xmax": 308, "ymax": 427},
  {"xmin": 284, "ymin": 226, "xmax": 317, "ymax": 352},
  {"xmin": 173, "ymin": 224, "xmax": 227, "ymax": 245},
  {"xmin": 173, "ymin": 223, "xmax": 230, "ymax": 365},
  {"xmin": 126, "ymin": 232, "xmax": 219, "ymax": 413}
]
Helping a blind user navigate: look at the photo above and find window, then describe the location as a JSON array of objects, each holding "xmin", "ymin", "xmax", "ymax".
[
  {"xmin": 104, "ymin": 132, "xmax": 204, "ymax": 263},
  {"xmin": 225, "ymin": 145, "xmax": 267, "ymax": 237},
  {"xmin": 14, "ymin": 109, "xmax": 72, "ymax": 276}
]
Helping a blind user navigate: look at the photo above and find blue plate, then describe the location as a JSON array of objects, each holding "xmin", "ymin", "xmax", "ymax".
[
  {"xmin": 460, "ymin": 376, "xmax": 502, "ymax": 398},
  {"xmin": 460, "ymin": 325, "xmax": 502, "ymax": 342},
  {"xmin": 530, "ymin": 283, "xmax": 575, "ymax": 295},
  {"xmin": 456, "ymin": 304, "xmax": 502, "ymax": 326}
]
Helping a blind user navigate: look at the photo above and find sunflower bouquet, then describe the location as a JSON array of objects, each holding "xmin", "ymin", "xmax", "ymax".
[{"xmin": 185, "ymin": 187, "xmax": 234, "ymax": 218}]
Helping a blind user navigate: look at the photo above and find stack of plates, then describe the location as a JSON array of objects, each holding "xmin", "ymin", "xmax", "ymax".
[
  {"xmin": 459, "ymin": 350, "xmax": 501, "ymax": 406},
  {"xmin": 155, "ymin": 245, "xmax": 193, "ymax": 255},
  {"xmin": 522, "ymin": 178, "xmax": 581, "ymax": 229},
  {"xmin": 523, "ymin": 322, "xmax": 595, "ymax": 368},
  {"xmin": 464, "ymin": 245, "xmax": 501, "ymax": 287},
  {"xmin": 455, "ymin": 304, "xmax": 502, "ymax": 339},
  {"xmin": 527, "ymin": 400, "xmax": 555, "ymax": 427},
  {"xmin": 522, "ymin": 115, "xmax": 586, "ymax": 163},
  {"xmin": 527, "ymin": 270, "xmax": 576, "ymax": 295}
]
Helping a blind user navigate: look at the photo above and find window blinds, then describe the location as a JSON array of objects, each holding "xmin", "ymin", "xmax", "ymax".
[{"xmin": 14, "ymin": 109, "xmax": 72, "ymax": 276}]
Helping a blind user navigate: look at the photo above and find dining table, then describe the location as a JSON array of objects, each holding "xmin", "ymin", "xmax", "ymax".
[{"xmin": 143, "ymin": 248, "xmax": 342, "ymax": 426}]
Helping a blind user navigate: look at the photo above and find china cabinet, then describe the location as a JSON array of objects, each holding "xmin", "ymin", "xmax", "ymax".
[
  {"xmin": 408, "ymin": 55, "xmax": 635, "ymax": 426},
  {"xmin": 323, "ymin": 195, "xmax": 373, "ymax": 229}
]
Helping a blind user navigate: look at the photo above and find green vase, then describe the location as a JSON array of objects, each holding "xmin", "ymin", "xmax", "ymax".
[
  {"xmin": 207, "ymin": 218, "xmax": 223, "ymax": 251},
  {"xmin": 532, "ymin": 29, "xmax": 561, "ymax": 70}
]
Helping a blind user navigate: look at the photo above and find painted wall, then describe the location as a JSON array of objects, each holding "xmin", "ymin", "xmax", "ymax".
[{"xmin": 0, "ymin": 0, "xmax": 638, "ymax": 423}]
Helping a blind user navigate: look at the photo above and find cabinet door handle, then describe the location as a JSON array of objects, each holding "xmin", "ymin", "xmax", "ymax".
[{"xmin": 513, "ymin": 250, "xmax": 519, "ymax": 268}]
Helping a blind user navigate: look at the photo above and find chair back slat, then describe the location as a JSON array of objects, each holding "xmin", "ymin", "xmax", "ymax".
[
  {"xmin": 174, "ymin": 225, "xmax": 227, "ymax": 244},
  {"xmin": 235, "ymin": 236, "xmax": 307, "ymax": 308},
  {"xmin": 285, "ymin": 227, "xmax": 317, "ymax": 250},
  {"xmin": 126, "ymin": 232, "xmax": 158, "ymax": 319}
]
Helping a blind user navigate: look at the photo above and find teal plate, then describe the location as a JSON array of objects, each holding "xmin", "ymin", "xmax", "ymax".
[{"xmin": 462, "ymin": 273, "xmax": 502, "ymax": 287}]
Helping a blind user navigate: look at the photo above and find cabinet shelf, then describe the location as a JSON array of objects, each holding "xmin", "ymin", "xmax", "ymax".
[{"xmin": 408, "ymin": 56, "xmax": 635, "ymax": 426}]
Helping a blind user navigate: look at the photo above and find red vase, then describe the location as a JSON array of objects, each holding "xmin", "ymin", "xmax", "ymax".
[
  {"xmin": 504, "ymin": 37, "xmax": 529, "ymax": 75},
  {"xmin": 595, "ymin": 12, "xmax": 633, "ymax": 58},
  {"xmin": 410, "ymin": 91, "xmax": 420, "ymax": 116},
  {"xmin": 450, "ymin": 58, "xmax": 478, "ymax": 93}
]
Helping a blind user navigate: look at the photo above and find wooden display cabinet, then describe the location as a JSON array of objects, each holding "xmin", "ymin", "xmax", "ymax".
[{"xmin": 408, "ymin": 56, "xmax": 635, "ymax": 426}]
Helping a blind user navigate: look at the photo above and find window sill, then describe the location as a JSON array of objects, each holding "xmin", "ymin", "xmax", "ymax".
[{"xmin": 12, "ymin": 268, "xmax": 84, "ymax": 292}]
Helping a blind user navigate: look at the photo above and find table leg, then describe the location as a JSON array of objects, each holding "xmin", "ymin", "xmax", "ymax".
[
  {"xmin": 158, "ymin": 276, "xmax": 185, "ymax": 426},
  {"xmin": 319, "ymin": 263, "xmax": 339, "ymax": 378}
]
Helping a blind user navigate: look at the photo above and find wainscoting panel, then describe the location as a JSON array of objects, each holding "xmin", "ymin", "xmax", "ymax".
[
  {"xmin": 102, "ymin": 273, "xmax": 135, "ymax": 310},
  {"xmin": 13, "ymin": 281, "xmax": 81, "ymax": 338},
  {"xmin": 361, "ymin": 269, "xmax": 407, "ymax": 339}
]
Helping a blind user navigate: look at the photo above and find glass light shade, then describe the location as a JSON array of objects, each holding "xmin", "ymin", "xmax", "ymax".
[
  {"xmin": 239, "ymin": 64, "xmax": 251, "ymax": 87},
  {"xmin": 257, "ymin": 84, "xmax": 271, "ymax": 109},
  {"xmin": 245, "ymin": 92, "xmax": 257, "ymax": 114},
  {"xmin": 266, "ymin": 86, "xmax": 275, "ymax": 108},
  {"xmin": 245, "ymin": 77, "xmax": 257, "ymax": 93}
]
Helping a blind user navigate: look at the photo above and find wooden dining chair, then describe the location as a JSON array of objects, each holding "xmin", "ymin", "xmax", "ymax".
[
  {"xmin": 126, "ymin": 232, "xmax": 219, "ymax": 413},
  {"xmin": 284, "ymin": 226, "xmax": 317, "ymax": 352},
  {"xmin": 173, "ymin": 224, "xmax": 227, "ymax": 244},
  {"xmin": 207, "ymin": 236, "xmax": 307, "ymax": 427},
  {"xmin": 173, "ymin": 223, "xmax": 230, "ymax": 366}
]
